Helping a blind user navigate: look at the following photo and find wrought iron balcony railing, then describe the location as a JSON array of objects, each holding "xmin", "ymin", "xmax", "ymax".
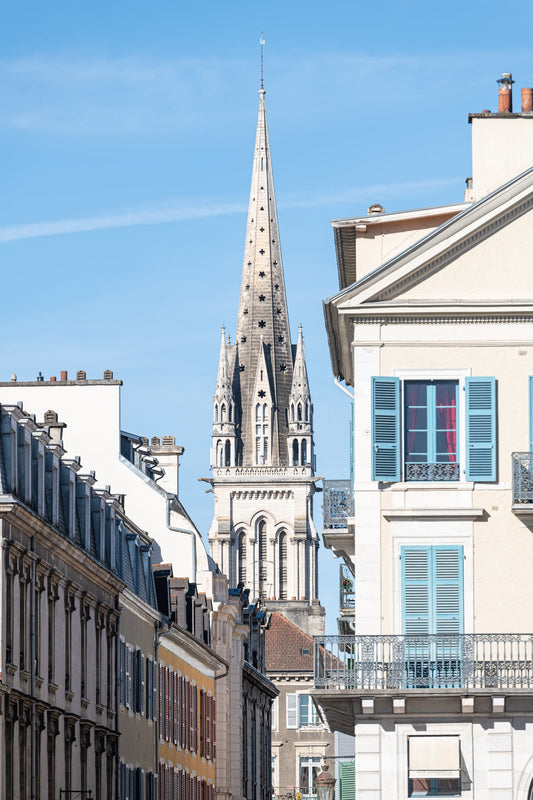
[
  {"xmin": 339, "ymin": 564, "xmax": 355, "ymax": 611},
  {"xmin": 323, "ymin": 480, "xmax": 353, "ymax": 529},
  {"xmin": 405, "ymin": 462, "xmax": 460, "ymax": 481},
  {"xmin": 314, "ymin": 634, "xmax": 533, "ymax": 691},
  {"xmin": 512, "ymin": 452, "xmax": 533, "ymax": 504}
]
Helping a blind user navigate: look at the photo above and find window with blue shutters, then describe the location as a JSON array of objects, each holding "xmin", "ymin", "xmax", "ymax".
[
  {"xmin": 401, "ymin": 545, "xmax": 464, "ymax": 689},
  {"xmin": 465, "ymin": 377, "xmax": 496, "ymax": 481},
  {"xmin": 371, "ymin": 375, "xmax": 496, "ymax": 483},
  {"xmin": 371, "ymin": 377, "xmax": 401, "ymax": 482}
]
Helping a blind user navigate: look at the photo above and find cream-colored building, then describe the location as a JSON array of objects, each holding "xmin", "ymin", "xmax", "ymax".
[{"xmin": 315, "ymin": 74, "xmax": 533, "ymax": 799}]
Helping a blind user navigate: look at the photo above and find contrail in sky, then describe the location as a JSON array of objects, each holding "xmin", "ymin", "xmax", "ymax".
[{"xmin": 0, "ymin": 179, "xmax": 460, "ymax": 244}]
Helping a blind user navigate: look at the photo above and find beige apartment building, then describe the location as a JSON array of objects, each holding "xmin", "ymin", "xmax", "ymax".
[{"xmin": 315, "ymin": 74, "xmax": 533, "ymax": 799}]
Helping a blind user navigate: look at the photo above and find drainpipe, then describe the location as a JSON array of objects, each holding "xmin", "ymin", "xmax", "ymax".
[
  {"xmin": 333, "ymin": 377, "xmax": 354, "ymax": 400},
  {"xmin": 155, "ymin": 616, "xmax": 172, "ymax": 788},
  {"xmin": 115, "ymin": 599, "xmax": 121, "ymax": 800},
  {"xmin": 30, "ymin": 545, "xmax": 36, "ymax": 800},
  {"xmin": 166, "ymin": 498, "xmax": 197, "ymax": 581}
]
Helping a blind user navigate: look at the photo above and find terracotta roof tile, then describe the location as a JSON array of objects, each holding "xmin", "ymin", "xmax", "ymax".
[{"xmin": 265, "ymin": 613, "xmax": 315, "ymax": 672}]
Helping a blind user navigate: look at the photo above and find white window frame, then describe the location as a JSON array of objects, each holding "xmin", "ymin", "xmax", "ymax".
[{"xmin": 392, "ymin": 368, "xmax": 471, "ymax": 487}]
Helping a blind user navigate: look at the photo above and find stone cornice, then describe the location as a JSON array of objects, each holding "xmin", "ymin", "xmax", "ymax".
[{"xmin": 348, "ymin": 313, "xmax": 533, "ymax": 325}]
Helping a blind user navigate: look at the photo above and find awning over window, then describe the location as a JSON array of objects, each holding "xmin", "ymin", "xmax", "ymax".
[{"xmin": 408, "ymin": 736, "xmax": 460, "ymax": 779}]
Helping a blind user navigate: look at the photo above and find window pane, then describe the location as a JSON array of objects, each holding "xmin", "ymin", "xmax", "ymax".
[
  {"xmin": 405, "ymin": 383, "xmax": 427, "ymax": 406},
  {"xmin": 406, "ymin": 432, "xmax": 428, "ymax": 460},
  {"xmin": 435, "ymin": 382, "xmax": 457, "ymax": 407},
  {"xmin": 406, "ymin": 407, "xmax": 427, "ymax": 430},
  {"xmin": 436, "ymin": 432, "xmax": 457, "ymax": 462},
  {"xmin": 299, "ymin": 695, "xmax": 309, "ymax": 727},
  {"xmin": 436, "ymin": 406, "xmax": 456, "ymax": 430}
]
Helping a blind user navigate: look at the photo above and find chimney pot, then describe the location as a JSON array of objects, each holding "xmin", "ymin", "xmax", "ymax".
[
  {"xmin": 497, "ymin": 72, "xmax": 514, "ymax": 113},
  {"xmin": 11, "ymin": 374, "xmax": 17, "ymax": 382},
  {"xmin": 76, "ymin": 370, "xmax": 86, "ymax": 381},
  {"xmin": 522, "ymin": 88, "xmax": 533, "ymax": 113},
  {"xmin": 60, "ymin": 370, "xmax": 67, "ymax": 381},
  {"xmin": 50, "ymin": 376, "xmax": 56, "ymax": 382},
  {"xmin": 103, "ymin": 369, "xmax": 113, "ymax": 380}
]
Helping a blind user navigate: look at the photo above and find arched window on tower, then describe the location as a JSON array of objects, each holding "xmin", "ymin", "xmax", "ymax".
[
  {"xmin": 291, "ymin": 403, "xmax": 295, "ymax": 422},
  {"xmin": 216, "ymin": 439, "xmax": 223, "ymax": 466},
  {"xmin": 229, "ymin": 403, "xmax": 233, "ymax": 423},
  {"xmin": 258, "ymin": 520, "xmax": 267, "ymax": 600},
  {"xmin": 238, "ymin": 531, "xmax": 247, "ymax": 586},
  {"xmin": 225, "ymin": 440, "xmax": 231, "ymax": 466},
  {"xmin": 221, "ymin": 404, "xmax": 227, "ymax": 422},
  {"xmin": 297, "ymin": 403, "xmax": 303, "ymax": 421},
  {"xmin": 301, "ymin": 439, "xmax": 307, "ymax": 466},
  {"xmin": 305, "ymin": 402, "xmax": 310, "ymax": 422},
  {"xmin": 278, "ymin": 531, "xmax": 287, "ymax": 600},
  {"xmin": 214, "ymin": 404, "xmax": 219, "ymax": 423},
  {"xmin": 255, "ymin": 404, "xmax": 269, "ymax": 465},
  {"xmin": 292, "ymin": 439, "xmax": 299, "ymax": 466}
]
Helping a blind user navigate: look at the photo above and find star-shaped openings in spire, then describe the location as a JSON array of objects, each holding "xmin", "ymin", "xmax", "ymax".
[
  {"xmin": 259, "ymin": 249, "xmax": 265, "ymax": 255},
  {"xmin": 258, "ymin": 320, "xmax": 266, "ymax": 328},
  {"xmin": 259, "ymin": 271, "xmax": 266, "ymax": 277},
  {"xmin": 258, "ymin": 390, "xmax": 266, "ymax": 398},
  {"xmin": 259, "ymin": 295, "xmax": 265, "ymax": 302}
]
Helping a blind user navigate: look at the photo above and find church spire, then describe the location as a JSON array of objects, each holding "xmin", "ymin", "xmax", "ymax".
[
  {"xmin": 288, "ymin": 325, "xmax": 313, "ymax": 467},
  {"xmin": 235, "ymin": 87, "xmax": 293, "ymax": 467},
  {"xmin": 211, "ymin": 325, "xmax": 236, "ymax": 468}
]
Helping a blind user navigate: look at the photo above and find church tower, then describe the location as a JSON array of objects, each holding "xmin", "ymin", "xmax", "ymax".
[{"xmin": 207, "ymin": 86, "xmax": 324, "ymax": 636}]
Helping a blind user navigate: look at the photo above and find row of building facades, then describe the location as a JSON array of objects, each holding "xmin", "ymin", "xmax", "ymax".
[{"xmin": 0, "ymin": 393, "xmax": 276, "ymax": 800}]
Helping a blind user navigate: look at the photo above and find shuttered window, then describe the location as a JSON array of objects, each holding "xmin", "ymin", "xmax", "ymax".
[
  {"xmin": 286, "ymin": 693, "xmax": 297, "ymax": 729},
  {"xmin": 339, "ymin": 761, "xmax": 355, "ymax": 800},
  {"xmin": 371, "ymin": 377, "xmax": 400, "ymax": 482},
  {"xmin": 401, "ymin": 546, "xmax": 463, "ymax": 636},
  {"xmin": 465, "ymin": 377, "xmax": 496, "ymax": 481}
]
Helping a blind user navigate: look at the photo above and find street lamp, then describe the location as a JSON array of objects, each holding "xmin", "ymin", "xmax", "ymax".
[{"xmin": 313, "ymin": 765, "xmax": 336, "ymax": 800}]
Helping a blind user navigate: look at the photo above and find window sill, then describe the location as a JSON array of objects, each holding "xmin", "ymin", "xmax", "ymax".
[
  {"xmin": 389, "ymin": 482, "xmax": 473, "ymax": 491},
  {"xmin": 383, "ymin": 507, "xmax": 484, "ymax": 521}
]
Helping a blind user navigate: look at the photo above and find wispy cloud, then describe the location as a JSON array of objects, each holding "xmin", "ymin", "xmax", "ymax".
[
  {"xmin": 0, "ymin": 49, "xmax": 522, "ymax": 135},
  {"xmin": 0, "ymin": 178, "xmax": 461, "ymax": 244}
]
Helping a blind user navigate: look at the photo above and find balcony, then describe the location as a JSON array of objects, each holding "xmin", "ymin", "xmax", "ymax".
[
  {"xmin": 314, "ymin": 633, "xmax": 533, "ymax": 691},
  {"xmin": 339, "ymin": 564, "xmax": 355, "ymax": 611},
  {"xmin": 512, "ymin": 452, "xmax": 533, "ymax": 515},
  {"xmin": 323, "ymin": 480, "xmax": 353, "ymax": 529}
]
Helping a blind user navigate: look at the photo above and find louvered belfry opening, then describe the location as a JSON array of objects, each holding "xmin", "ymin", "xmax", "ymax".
[
  {"xmin": 238, "ymin": 531, "xmax": 247, "ymax": 585},
  {"xmin": 258, "ymin": 520, "xmax": 267, "ymax": 599},
  {"xmin": 278, "ymin": 532, "xmax": 287, "ymax": 600}
]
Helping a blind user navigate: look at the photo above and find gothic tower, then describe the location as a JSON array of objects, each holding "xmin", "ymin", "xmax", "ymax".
[{"xmin": 207, "ymin": 86, "xmax": 324, "ymax": 636}]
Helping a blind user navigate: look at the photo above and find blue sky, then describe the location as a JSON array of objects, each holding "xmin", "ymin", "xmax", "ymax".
[{"xmin": 3, "ymin": 0, "xmax": 533, "ymax": 631}]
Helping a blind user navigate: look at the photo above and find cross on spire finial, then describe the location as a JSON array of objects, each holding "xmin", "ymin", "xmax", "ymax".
[{"xmin": 260, "ymin": 33, "xmax": 265, "ymax": 90}]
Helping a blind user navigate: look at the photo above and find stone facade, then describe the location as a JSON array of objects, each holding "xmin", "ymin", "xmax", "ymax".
[{"xmin": 317, "ymin": 73, "xmax": 533, "ymax": 799}]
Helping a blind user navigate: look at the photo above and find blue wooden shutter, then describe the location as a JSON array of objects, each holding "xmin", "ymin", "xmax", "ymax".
[
  {"xmin": 371, "ymin": 377, "xmax": 400, "ymax": 482},
  {"xmin": 339, "ymin": 761, "xmax": 355, "ymax": 800},
  {"xmin": 465, "ymin": 377, "xmax": 496, "ymax": 481},
  {"xmin": 530, "ymin": 377, "xmax": 533, "ymax": 451},
  {"xmin": 433, "ymin": 546, "xmax": 463, "ymax": 634},
  {"xmin": 401, "ymin": 546, "xmax": 430, "ymax": 635}
]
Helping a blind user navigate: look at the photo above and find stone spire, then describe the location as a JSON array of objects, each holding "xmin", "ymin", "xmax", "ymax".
[
  {"xmin": 288, "ymin": 325, "xmax": 313, "ymax": 467},
  {"xmin": 211, "ymin": 326, "xmax": 236, "ymax": 468},
  {"xmin": 234, "ymin": 88, "xmax": 293, "ymax": 467}
]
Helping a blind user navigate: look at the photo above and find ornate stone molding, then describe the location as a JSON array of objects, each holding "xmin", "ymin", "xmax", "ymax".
[
  {"xmin": 350, "ymin": 314, "xmax": 533, "ymax": 325},
  {"xmin": 231, "ymin": 489, "xmax": 294, "ymax": 500}
]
